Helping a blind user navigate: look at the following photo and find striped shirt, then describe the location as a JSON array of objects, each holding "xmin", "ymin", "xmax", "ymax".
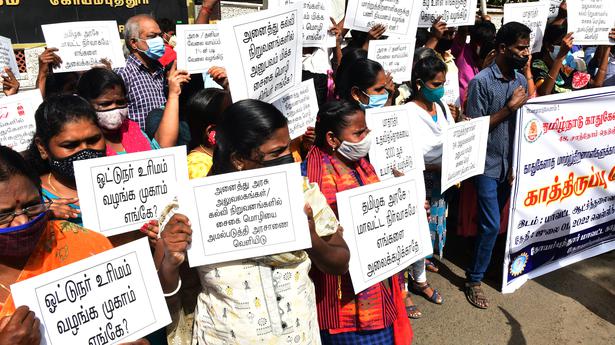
[
  {"xmin": 115, "ymin": 55, "xmax": 166, "ymax": 129},
  {"xmin": 466, "ymin": 62, "xmax": 528, "ymax": 180}
]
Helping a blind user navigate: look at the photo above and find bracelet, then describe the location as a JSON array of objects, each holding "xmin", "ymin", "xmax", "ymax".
[{"xmin": 163, "ymin": 278, "xmax": 182, "ymax": 297}]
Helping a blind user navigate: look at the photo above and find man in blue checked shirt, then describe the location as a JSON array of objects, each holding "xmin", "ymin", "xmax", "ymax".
[
  {"xmin": 464, "ymin": 22, "xmax": 531, "ymax": 310},
  {"xmin": 116, "ymin": 14, "xmax": 168, "ymax": 130}
]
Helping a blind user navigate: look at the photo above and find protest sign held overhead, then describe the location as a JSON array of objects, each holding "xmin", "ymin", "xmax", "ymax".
[
  {"xmin": 365, "ymin": 105, "xmax": 425, "ymax": 180},
  {"xmin": 567, "ymin": 0, "xmax": 615, "ymax": 45},
  {"xmin": 74, "ymin": 146, "xmax": 189, "ymax": 237},
  {"xmin": 440, "ymin": 117, "xmax": 489, "ymax": 192},
  {"xmin": 271, "ymin": 79, "xmax": 319, "ymax": 140},
  {"xmin": 11, "ymin": 238, "xmax": 171, "ymax": 345},
  {"xmin": 219, "ymin": 3, "xmax": 303, "ymax": 102},
  {"xmin": 418, "ymin": 0, "xmax": 478, "ymax": 28},
  {"xmin": 336, "ymin": 174, "xmax": 432, "ymax": 293},
  {"xmin": 0, "ymin": 89, "xmax": 42, "ymax": 152},
  {"xmin": 0, "ymin": 35, "xmax": 20, "ymax": 78},
  {"xmin": 504, "ymin": 1, "xmax": 550, "ymax": 53},
  {"xmin": 367, "ymin": 39, "xmax": 415, "ymax": 84},
  {"xmin": 548, "ymin": 0, "xmax": 564, "ymax": 19},
  {"xmin": 269, "ymin": 0, "xmax": 336, "ymax": 47},
  {"xmin": 41, "ymin": 21, "xmax": 125, "ymax": 73},
  {"xmin": 503, "ymin": 87, "xmax": 615, "ymax": 293},
  {"xmin": 182, "ymin": 163, "xmax": 312, "ymax": 267},
  {"xmin": 175, "ymin": 24, "xmax": 223, "ymax": 74},
  {"xmin": 344, "ymin": 0, "xmax": 420, "ymax": 39}
]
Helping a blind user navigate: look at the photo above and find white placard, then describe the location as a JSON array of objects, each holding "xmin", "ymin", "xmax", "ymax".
[
  {"xmin": 219, "ymin": 4, "xmax": 303, "ymax": 102},
  {"xmin": 269, "ymin": 0, "xmax": 336, "ymax": 47},
  {"xmin": 548, "ymin": 0, "xmax": 564, "ymax": 19},
  {"xmin": 443, "ymin": 69, "xmax": 461, "ymax": 107},
  {"xmin": 365, "ymin": 105, "xmax": 425, "ymax": 180},
  {"xmin": 344, "ymin": 0, "xmax": 420, "ymax": 39},
  {"xmin": 418, "ymin": 0, "xmax": 478, "ymax": 28},
  {"xmin": 41, "ymin": 21, "xmax": 125, "ymax": 73},
  {"xmin": 504, "ymin": 1, "xmax": 550, "ymax": 53},
  {"xmin": 271, "ymin": 79, "xmax": 319, "ymax": 140},
  {"xmin": 0, "ymin": 89, "xmax": 42, "ymax": 152},
  {"xmin": 567, "ymin": 0, "xmax": 615, "ymax": 45},
  {"xmin": 0, "ymin": 35, "xmax": 20, "ymax": 78},
  {"xmin": 182, "ymin": 163, "xmax": 312, "ymax": 267},
  {"xmin": 175, "ymin": 24, "xmax": 223, "ymax": 74},
  {"xmin": 367, "ymin": 39, "xmax": 415, "ymax": 83},
  {"xmin": 74, "ymin": 146, "xmax": 189, "ymax": 237},
  {"xmin": 336, "ymin": 173, "xmax": 432, "ymax": 293},
  {"xmin": 11, "ymin": 238, "xmax": 171, "ymax": 345},
  {"xmin": 440, "ymin": 117, "xmax": 489, "ymax": 192}
]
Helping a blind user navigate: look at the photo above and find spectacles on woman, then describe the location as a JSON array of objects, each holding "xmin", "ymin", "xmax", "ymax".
[{"xmin": 0, "ymin": 197, "xmax": 53, "ymax": 227}]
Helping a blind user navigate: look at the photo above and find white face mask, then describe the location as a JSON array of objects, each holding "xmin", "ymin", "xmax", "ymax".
[
  {"xmin": 337, "ymin": 132, "xmax": 372, "ymax": 161},
  {"xmin": 96, "ymin": 107, "xmax": 128, "ymax": 130}
]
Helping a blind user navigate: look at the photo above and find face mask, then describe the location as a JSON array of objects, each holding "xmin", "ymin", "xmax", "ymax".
[
  {"xmin": 359, "ymin": 90, "xmax": 389, "ymax": 109},
  {"xmin": 419, "ymin": 80, "xmax": 445, "ymax": 103},
  {"xmin": 138, "ymin": 36, "xmax": 165, "ymax": 60},
  {"xmin": 337, "ymin": 132, "xmax": 372, "ymax": 162},
  {"xmin": 0, "ymin": 212, "xmax": 48, "ymax": 257},
  {"xmin": 508, "ymin": 54, "xmax": 529, "ymax": 70},
  {"xmin": 261, "ymin": 153, "xmax": 295, "ymax": 167},
  {"xmin": 436, "ymin": 38, "xmax": 454, "ymax": 52},
  {"xmin": 49, "ymin": 148, "xmax": 106, "ymax": 180},
  {"xmin": 96, "ymin": 107, "xmax": 128, "ymax": 130},
  {"xmin": 550, "ymin": 45, "xmax": 561, "ymax": 60}
]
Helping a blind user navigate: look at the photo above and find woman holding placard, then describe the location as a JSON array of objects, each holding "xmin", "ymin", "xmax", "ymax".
[
  {"xmin": 336, "ymin": 57, "xmax": 396, "ymax": 109},
  {"xmin": 304, "ymin": 100, "xmax": 412, "ymax": 344},
  {"xmin": 25, "ymin": 95, "xmax": 107, "ymax": 226},
  {"xmin": 157, "ymin": 99, "xmax": 350, "ymax": 344},
  {"xmin": 0, "ymin": 145, "xmax": 113, "ymax": 342}
]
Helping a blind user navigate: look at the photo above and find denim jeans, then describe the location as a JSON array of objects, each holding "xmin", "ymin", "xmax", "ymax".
[{"xmin": 466, "ymin": 174, "xmax": 511, "ymax": 282}]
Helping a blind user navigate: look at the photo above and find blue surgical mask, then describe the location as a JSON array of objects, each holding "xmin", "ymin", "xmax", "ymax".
[
  {"xmin": 358, "ymin": 90, "xmax": 389, "ymax": 109},
  {"xmin": 138, "ymin": 36, "xmax": 165, "ymax": 60}
]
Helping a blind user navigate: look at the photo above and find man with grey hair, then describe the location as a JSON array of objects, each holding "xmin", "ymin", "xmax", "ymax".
[{"xmin": 116, "ymin": 14, "xmax": 167, "ymax": 129}]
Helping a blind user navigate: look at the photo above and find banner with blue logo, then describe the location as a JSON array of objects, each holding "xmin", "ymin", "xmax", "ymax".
[{"xmin": 503, "ymin": 87, "xmax": 615, "ymax": 293}]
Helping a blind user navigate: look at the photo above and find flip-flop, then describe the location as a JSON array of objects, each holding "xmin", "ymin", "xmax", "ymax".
[
  {"xmin": 412, "ymin": 282, "xmax": 444, "ymax": 305},
  {"xmin": 406, "ymin": 304, "xmax": 422, "ymax": 319},
  {"xmin": 425, "ymin": 259, "xmax": 439, "ymax": 273}
]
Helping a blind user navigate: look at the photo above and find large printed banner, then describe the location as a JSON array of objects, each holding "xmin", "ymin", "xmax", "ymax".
[
  {"xmin": 219, "ymin": 3, "xmax": 303, "ymax": 102},
  {"xmin": 503, "ymin": 87, "xmax": 615, "ymax": 293},
  {"xmin": 11, "ymin": 238, "xmax": 171, "ymax": 345},
  {"xmin": 567, "ymin": 0, "xmax": 615, "ymax": 45},
  {"xmin": 344, "ymin": 0, "xmax": 420, "ymax": 39},
  {"xmin": 336, "ymin": 174, "xmax": 432, "ymax": 293},
  {"xmin": 74, "ymin": 146, "xmax": 189, "ymax": 237},
  {"xmin": 418, "ymin": 0, "xmax": 478, "ymax": 28},
  {"xmin": 182, "ymin": 163, "xmax": 312, "ymax": 267}
]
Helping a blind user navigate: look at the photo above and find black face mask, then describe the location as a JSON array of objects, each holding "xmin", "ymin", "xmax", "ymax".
[
  {"xmin": 508, "ymin": 54, "xmax": 529, "ymax": 70},
  {"xmin": 261, "ymin": 153, "xmax": 295, "ymax": 167},
  {"xmin": 49, "ymin": 148, "xmax": 106, "ymax": 180},
  {"xmin": 436, "ymin": 38, "xmax": 454, "ymax": 52}
]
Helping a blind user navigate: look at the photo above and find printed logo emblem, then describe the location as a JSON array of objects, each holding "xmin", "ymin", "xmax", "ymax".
[
  {"xmin": 510, "ymin": 252, "xmax": 529, "ymax": 277},
  {"xmin": 524, "ymin": 119, "xmax": 542, "ymax": 143}
]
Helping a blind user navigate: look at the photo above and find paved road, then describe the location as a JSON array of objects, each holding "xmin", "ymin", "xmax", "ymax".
[{"xmin": 408, "ymin": 236, "xmax": 614, "ymax": 345}]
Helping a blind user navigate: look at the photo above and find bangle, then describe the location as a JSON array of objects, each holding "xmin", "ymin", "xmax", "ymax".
[{"xmin": 163, "ymin": 278, "xmax": 182, "ymax": 297}]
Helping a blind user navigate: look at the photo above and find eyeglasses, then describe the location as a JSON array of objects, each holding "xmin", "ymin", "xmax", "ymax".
[{"xmin": 0, "ymin": 198, "xmax": 52, "ymax": 227}]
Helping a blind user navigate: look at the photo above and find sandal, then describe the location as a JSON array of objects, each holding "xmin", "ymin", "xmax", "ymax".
[
  {"xmin": 411, "ymin": 282, "xmax": 444, "ymax": 304},
  {"xmin": 404, "ymin": 296, "xmax": 422, "ymax": 319},
  {"xmin": 465, "ymin": 282, "xmax": 489, "ymax": 309},
  {"xmin": 425, "ymin": 259, "xmax": 439, "ymax": 273}
]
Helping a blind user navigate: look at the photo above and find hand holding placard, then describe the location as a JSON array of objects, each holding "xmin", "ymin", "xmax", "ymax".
[{"xmin": 11, "ymin": 238, "xmax": 171, "ymax": 345}]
